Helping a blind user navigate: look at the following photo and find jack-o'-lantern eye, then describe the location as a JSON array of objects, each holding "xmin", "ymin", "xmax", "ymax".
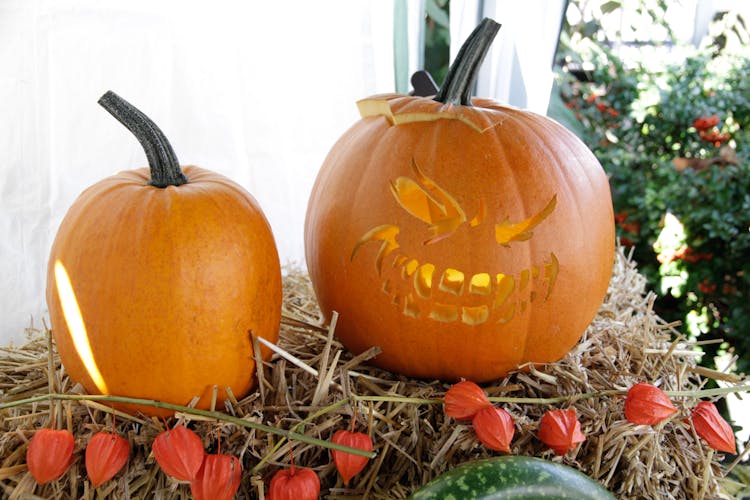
[
  {"xmin": 495, "ymin": 196, "xmax": 557, "ymax": 247},
  {"xmin": 350, "ymin": 159, "xmax": 559, "ymax": 326},
  {"xmin": 389, "ymin": 159, "xmax": 467, "ymax": 245}
]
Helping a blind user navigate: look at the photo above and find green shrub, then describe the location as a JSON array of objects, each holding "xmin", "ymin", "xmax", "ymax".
[{"xmin": 551, "ymin": 2, "xmax": 750, "ymax": 374}]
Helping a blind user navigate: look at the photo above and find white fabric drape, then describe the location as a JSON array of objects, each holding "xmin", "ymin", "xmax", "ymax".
[
  {"xmin": 0, "ymin": 0, "xmax": 396, "ymax": 345},
  {"xmin": 0, "ymin": 0, "xmax": 564, "ymax": 346},
  {"xmin": 450, "ymin": 0, "xmax": 566, "ymax": 114}
]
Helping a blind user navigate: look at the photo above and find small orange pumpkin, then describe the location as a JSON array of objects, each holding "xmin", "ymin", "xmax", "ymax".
[
  {"xmin": 304, "ymin": 19, "xmax": 614, "ymax": 381},
  {"xmin": 47, "ymin": 91, "xmax": 281, "ymax": 416}
]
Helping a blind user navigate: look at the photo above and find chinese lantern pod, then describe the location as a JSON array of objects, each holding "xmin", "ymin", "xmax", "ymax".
[
  {"xmin": 85, "ymin": 431, "xmax": 130, "ymax": 487},
  {"xmin": 472, "ymin": 406, "xmax": 515, "ymax": 453},
  {"xmin": 331, "ymin": 430, "xmax": 373, "ymax": 486},
  {"xmin": 152, "ymin": 425, "xmax": 205, "ymax": 481},
  {"xmin": 444, "ymin": 380, "xmax": 492, "ymax": 421},
  {"xmin": 538, "ymin": 408, "xmax": 586, "ymax": 456},
  {"xmin": 267, "ymin": 466, "xmax": 320, "ymax": 500},
  {"xmin": 691, "ymin": 401, "xmax": 736, "ymax": 454},
  {"xmin": 624, "ymin": 383, "xmax": 677, "ymax": 426},
  {"xmin": 190, "ymin": 453, "xmax": 242, "ymax": 500},
  {"xmin": 26, "ymin": 429, "xmax": 75, "ymax": 484}
]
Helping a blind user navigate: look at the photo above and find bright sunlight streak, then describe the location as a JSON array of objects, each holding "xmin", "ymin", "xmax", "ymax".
[{"xmin": 54, "ymin": 260, "xmax": 109, "ymax": 394}]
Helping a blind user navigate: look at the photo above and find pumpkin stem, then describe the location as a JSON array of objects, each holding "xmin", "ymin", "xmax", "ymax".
[
  {"xmin": 434, "ymin": 18, "xmax": 501, "ymax": 106},
  {"xmin": 98, "ymin": 91, "xmax": 188, "ymax": 188}
]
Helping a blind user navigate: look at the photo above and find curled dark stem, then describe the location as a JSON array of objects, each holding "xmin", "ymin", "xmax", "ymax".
[
  {"xmin": 98, "ymin": 91, "xmax": 187, "ymax": 188},
  {"xmin": 434, "ymin": 18, "xmax": 501, "ymax": 107}
]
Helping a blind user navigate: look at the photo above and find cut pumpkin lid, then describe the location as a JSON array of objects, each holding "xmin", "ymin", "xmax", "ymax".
[{"xmin": 357, "ymin": 93, "xmax": 513, "ymax": 133}]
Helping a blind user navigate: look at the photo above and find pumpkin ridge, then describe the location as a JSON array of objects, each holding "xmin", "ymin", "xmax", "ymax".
[
  {"xmin": 511, "ymin": 116, "xmax": 576, "ymax": 363},
  {"xmin": 515, "ymin": 115, "xmax": 612, "ymax": 362}
]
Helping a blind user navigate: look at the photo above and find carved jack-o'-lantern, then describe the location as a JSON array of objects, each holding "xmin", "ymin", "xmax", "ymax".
[{"xmin": 304, "ymin": 19, "xmax": 614, "ymax": 381}]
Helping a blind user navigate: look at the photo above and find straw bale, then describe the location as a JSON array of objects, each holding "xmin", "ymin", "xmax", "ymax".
[{"xmin": 0, "ymin": 247, "xmax": 746, "ymax": 499}]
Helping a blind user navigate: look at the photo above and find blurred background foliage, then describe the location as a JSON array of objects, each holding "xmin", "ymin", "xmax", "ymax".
[
  {"xmin": 548, "ymin": 0, "xmax": 750, "ymax": 382},
  {"xmin": 423, "ymin": 0, "xmax": 451, "ymax": 87}
]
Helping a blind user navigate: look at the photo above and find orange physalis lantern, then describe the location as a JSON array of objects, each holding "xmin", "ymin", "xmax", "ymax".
[
  {"xmin": 152, "ymin": 425, "xmax": 205, "ymax": 482},
  {"xmin": 267, "ymin": 464, "xmax": 320, "ymax": 500},
  {"xmin": 26, "ymin": 428, "xmax": 75, "ymax": 484},
  {"xmin": 331, "ymin": 429, "xmax": 374, "ymax": 486},
  {"xmin": 444, "ymin": 380, "xmax": 492, "ymax": 420},
  {"xmin": 190, "ymin": 453, "xmax": 242, "ymax": 500},
  {"xmin": 472, "ymin": 406, "xmax": 515, "ymax": 453},
  {"xmin": 538, "ymin": 408, "xmax": 586, "ymax": 456},
  {"xmin": 85, "ymin": 431, "xmax": 130, "ymax": 487},
  {"xmin": 691, "ymin": 401, "xmax": 736, "ymax": 454},
  {"xmin": 624, "ymin": 382, "xmax": 677, "ymax": 426}
]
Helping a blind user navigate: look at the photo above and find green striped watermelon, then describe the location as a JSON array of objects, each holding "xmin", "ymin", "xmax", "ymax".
[{"xmin": 409, "ymin": 456, "xmax": 615, "ymax": 499}]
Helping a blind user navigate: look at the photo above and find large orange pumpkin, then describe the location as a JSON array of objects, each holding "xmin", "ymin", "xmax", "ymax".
[
  {"xmin": 47, "ymin": 92, "xmax": 281, "ymax": 416},
  {"xmin": 304, "ymin": 19, "xmax": 614, "ymax": 382}
]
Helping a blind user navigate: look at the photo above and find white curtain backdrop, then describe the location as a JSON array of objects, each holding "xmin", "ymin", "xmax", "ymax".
[
  {"xmin": 0, "ymin": 0, "xmax": 400, "ymax": 344},
  {"xmin": 450, "ymin": 0, "xmax": 566, "ymax": 115},
  {"xmin": 0, "ymin": 0, "xmax": 564, "ymax": 346}
]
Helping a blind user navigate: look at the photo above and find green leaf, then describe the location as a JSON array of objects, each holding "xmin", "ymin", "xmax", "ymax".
[
  {"xmin": 580, "ymin": 20, "xmax": 602, "ymax": 39},
  {"xmin": 600, "ymin": 1, "xmax": 622, "ymax": 15},
  {"xmin": 425, "ymin": 0, "xmax": 449, "ymax": 28}
]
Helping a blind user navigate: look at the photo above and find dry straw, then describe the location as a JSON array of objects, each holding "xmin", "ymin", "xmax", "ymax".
[{"xmin": 0, "ymin": 247, "xmax": 748, "ymax": 499}]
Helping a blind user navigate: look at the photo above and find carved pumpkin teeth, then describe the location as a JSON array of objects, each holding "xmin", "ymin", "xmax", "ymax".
[
  {"xmin": 462, "ymin": 305, "xmax": 490, "ymax": 325},
  {"xmin": 469, "ymin": 273, "xmax": 492, "ymax": 296},
  {"xmin": 414, "ymin": 263, "xmax": 435, "ymax": 299},
  {"xmin": 439, "ymin": 268, "xmax": 465, "ymax": 295},
  {"xmin": 404, "ymin": 293, "xmax": 420, "ymax": 318},
  {"xmin": 379, "ymin": 253, "xmax": 559, "ymax": 326},
  {"xmin": 494, "ymin": 273, "xmax": 515, "ymax": 309},
  {"xmin": 429, "ymin": 302, "xmax": 459, "ymax": 322},
  {"xmin": 402, "ymin": 259, "xmax": 419, "ymax": 279},
  {"xmin": 497, "ymin": 303, "xmax": 516, "ymax": 324}
]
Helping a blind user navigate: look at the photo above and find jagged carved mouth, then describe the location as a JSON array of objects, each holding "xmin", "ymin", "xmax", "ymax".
[{"xmin": 375, "ymin": 252, "xmax": 558, "ymax": 326}]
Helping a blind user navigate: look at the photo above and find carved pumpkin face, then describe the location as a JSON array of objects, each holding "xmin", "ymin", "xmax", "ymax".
[
  {"xmin": 351, "ymin": 158, "xmax": 559, "ymax": 328},
  {"xmin": 304, "ymin": 20, "xmax": 614, "ymax": 381},
  {"xmin": 305, "ymin": 94, "xmax": 614, "ymax": 381}
]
